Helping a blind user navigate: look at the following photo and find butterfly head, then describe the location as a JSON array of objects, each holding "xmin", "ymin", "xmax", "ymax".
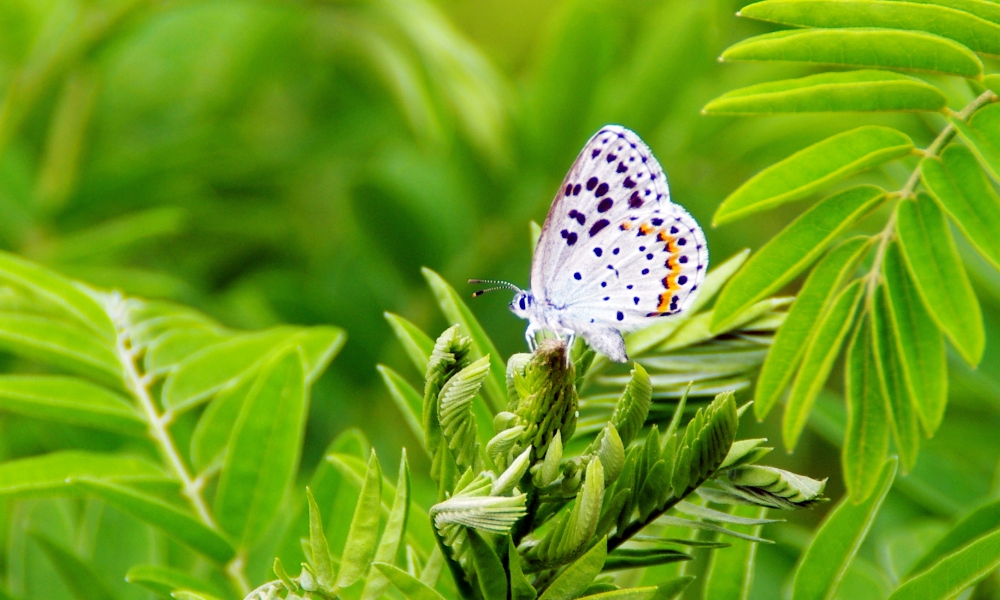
[
  {"xmin": 470, "ymin": 279, "xmax": 534, "ymax": 318},
  {"xmin": 509, "ymin": 289, "xmax": 535, "ymax": 318}
]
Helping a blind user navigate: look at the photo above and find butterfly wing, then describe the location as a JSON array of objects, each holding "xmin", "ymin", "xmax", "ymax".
[{"xmin": 532, "ymin": 125, "xmax": 708, "ymax": 331}]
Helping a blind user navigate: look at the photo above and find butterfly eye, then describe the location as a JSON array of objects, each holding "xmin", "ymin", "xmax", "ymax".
[{"xmin": 519, "ymin": 297, "xmax": 526, "ymax": 310}]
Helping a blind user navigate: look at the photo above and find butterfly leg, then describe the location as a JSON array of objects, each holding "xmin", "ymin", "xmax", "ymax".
[{"xmin": 525, "ymin": 325, "xmax": 538, "ymax": 352}]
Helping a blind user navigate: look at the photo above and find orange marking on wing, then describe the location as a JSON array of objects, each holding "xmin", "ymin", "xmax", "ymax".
[
  {"xmin": 620, "ymin": 222, "xmax": 631, "ymax": 230},
  {"xmin": 639, "ymin": 223, "xmax": 653, "ymax": 235}
]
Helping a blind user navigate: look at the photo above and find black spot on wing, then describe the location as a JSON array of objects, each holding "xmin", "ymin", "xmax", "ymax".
[{"xmin": 589, "ymin": 219, "xmax": 610, "ymax": 236}]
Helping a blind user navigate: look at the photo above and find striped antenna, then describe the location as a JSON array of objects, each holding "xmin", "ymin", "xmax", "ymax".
[{"xmin": 469, "ymin": 279, "xmax": 522, "ymax": 298}]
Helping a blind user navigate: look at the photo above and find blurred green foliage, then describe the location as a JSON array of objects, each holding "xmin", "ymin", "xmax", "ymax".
[{"xmin": 3, "ymin": 0, "xmax": 1000, "ymax": 598}]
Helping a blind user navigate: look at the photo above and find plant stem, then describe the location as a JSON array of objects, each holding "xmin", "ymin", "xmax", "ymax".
[
  {"xmin": 110, "ymin": 299, "xmax": 251, "ymax": 597},
  {"xmin": 865, "ymin": 89, "xmax": 998, "ymax": 298}
]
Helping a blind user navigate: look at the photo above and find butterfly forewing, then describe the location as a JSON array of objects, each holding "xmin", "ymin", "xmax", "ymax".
[{"xmin": 532, "ymin": 125, "xmax": 708, "ymax": 328}]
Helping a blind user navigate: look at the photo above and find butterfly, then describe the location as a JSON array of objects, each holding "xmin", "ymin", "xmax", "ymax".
[{"xmin": 472, "ymin": 125, "xmax": 708, "ymax": 363}]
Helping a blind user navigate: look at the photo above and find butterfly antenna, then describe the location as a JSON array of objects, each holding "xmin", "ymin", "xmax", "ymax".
[{"xmin": 469, "ymin": 279, "xmax": 522, "ymax": 298}]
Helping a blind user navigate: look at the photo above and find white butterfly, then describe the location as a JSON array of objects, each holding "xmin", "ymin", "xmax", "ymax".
[{"xmin": 474, "ymin": 125, "xmax": 708, "ymax": 363}]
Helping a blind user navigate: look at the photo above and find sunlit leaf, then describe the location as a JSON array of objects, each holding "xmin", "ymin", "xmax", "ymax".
[
  {"xmin": 337, "ymin": 451, "xmax": 383, "ymax": 588},
  {"xmin": 844, "ymin": 314, "xmax": 890, "ymax": 501},
  {"xmin": 909, "ymin": 497, "xmax": 1000, "ymax": 575},
  {"xmin": 739, "ymin": 0, "xmax": 1000, "ymax": 56},
  {"xmin": 0, "ymin": 312, "xmax": 122, "ymax": 387},
  {"xmin": 881, "ymin": 241, "xmax": 947, "ymax": 435},
  {"xmin": 713, "ymin": 185, "xmax": 883, "ymax": 329},
  {"xmin": 189, "ymin": 376, "xmax": 252, "ymax": 473},
  {"xmin": 30, "ymin": 533, "xmax": 117, "ymax": 600},
  {"xmin": 952, "ymin": 103, "xmax": 1000, "ymax": 183},
  {"xmin": 361, "ymin": 451, "xmax": 410, "ymax": 600},
  {"xmin": 790, "ymin": 458, "xmax": 897, "ymax": 600},
  {"xmin": 374, "ymin": 562, "xmax": 447, "ymax": 600},
  {"xmin": 0, "ymin": 451, "xmax": 171, "ymax": 497},
  {"xmin": 720, "ymin": 28, "xmax": 982, "ymax": 78},
  {"xmin": 704, "ymin": 70, "xmax": 947, "ymax": 114},
  {"xmin": 888, "ymin": 527, "xmax": 1000, "ymax": 599},
  {"xmin": 384, "ymin": 312, "xmax": 435, "ymax": 374},
  {"xmin": 755, "ymin": 237, "xmax": 869, "ymax": 419},
  {"xmin": 125, "ymin": 565, "xmax": 225, "ymax": 599},
  {"xmin": 0, "ymin": 250, "xmax": 116, "ymax": 342},
  {"xmin": 214, "ymin": 349, "xmax": 308, "ymax": 547},
  {"xmin": 0, "ymin": 375, "xmax": 143, "ymax": 435},
  {"xmin": 73, "ymin": 479, "xmax": 235, "ymax": 563},
  {"xmin": 871, "ymin": 286, "xmax": 920, "ymax": 472},
  {"xmin": 377, "ymin": 365, "xmax": 427, "ymax": 454},
  {"xmin": 922, "ymin": 144, "xmax": 1000, "ymax": 271},
  {"xmin": 783, "ymin": 280, "xmax": 864, "ymax": 450},
  {"xmin": 895, "ymin": 193, "xmax": 984, "ymax": 366},
  {"xmin": 714, "ymin": 127, "xmax": 911, "ymax": 225}
]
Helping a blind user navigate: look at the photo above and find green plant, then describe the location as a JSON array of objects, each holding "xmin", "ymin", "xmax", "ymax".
[
  {"xmin": 0, "ymin": 250, "xmax": 344, "ymax": 598},
  {"xmin": 246, "ymin": 258, "xmax": 828, "ymax": 600},
  {"xmin": 704, "ymin": 0, "xmax": 1000, "ymax": 501}
]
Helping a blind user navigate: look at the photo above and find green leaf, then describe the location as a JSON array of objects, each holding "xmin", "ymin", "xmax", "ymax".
[
  {"xmin": 509, "ymin": 537, "xmax": 538, "ymax": 600},
  {"xmin": 952, "ymin": 103, "xmax": 1000, "ymax": 182},
  {"xmin": 307, "ymin": 489, "xmax": 336, "ymax": 591},
  {"xmin": 214, "ymin": 349, "xmax": 309, "ymax": 547},
  {"xmin": 783, "ymin": 280, "xmax": 865, "ymax": 450},
  {"xmin": 704, "ymin": 70, "xmax": 948, "ymax": 115},
  {"xmin": 423, "ymin": 267, "xmax": 505, "ymax": 413},
  {"xmin": 843, "ymin": 315, "xmax": 890, "ymax": 501},
  {"xmin": 755, "ymin": 237, "xmax": 870, "ymax": 419},
  {"xmin": 0, "ymin": 375, "xmax": 143, "ymax": 435},
  {"xmin": 467, "ymin": 529, "xmax": 508, "ymax": 600},
  {"xmin": 72, "ymin": 479, "xmax": 235, "ymax": 563},
  {"xmin": 720, "ymin": 28, "xmax": 982, "ymax": 78},
  {"xmin": 337, "ymin": 451, "xmax": 383, "ymax": 589},
  {"xmin": 143, "ymin": 328, "xmax": 230, "ymax": 377},
  {"xmin": 701, "ymin": 506, "xmax": 770, "ymax": 600},
  {"xmin": 438, "ymin": 355, "xmax": 490, "ymax": 471},
  {"xmin": 909, "ymin": 497, "xmax": 1000, "ymax": 575},
  {"xmin": 538, "ymin": 537, "xmax": 607, "ymax": 600},
  {"xmin": 895, "ymin": 193, "xmax": 984, "ymax": 366},
  {"xmin": 713, "ymin": 127, "xmax": 912, "ymax": 225},
  {"xmin": 904, "ymin": 0, "xmax": 1000, "ymax": 26},
  {"xmin": 171, "ymin": 592, "xmax": 222, "ymax": 600},
  {"xmin": 0, "ymin": 250, "xmax": 116, "ymax": 342},
  {"xmin": 887, "ymin": 528, "xmax": 1000, "ymax": 599},
  {"xmin": 0, "ymin": 312, "xmax": 122, "ymax": 387},
  {"xmin": 373, "ymin": 562, "xmax": 447, "ymax": 600},
  {"xmin": 385, "ymin": 312, "xmax": 435, "ymax": 375},
  {"xmin": 361, "ymin": 451, "xmax": 411, "ymax": 600},
  {"xmin": 881, "ymin": 241, "xmax": 947, "ymax": 434},
  {"xmin": 671, "ymin": 391, "xmax": 739, "ymax": 496},
  {"xmin": 579, "ymin": 589, "xmax": 659, "ymax": 600},
  {"xmin": 125, "ymin": 565, "xmax": 225, "ymax": 599},
  {"xmin": 739, "ymin": 0, "xmax": 1000, "ymax": 56},
  {"xmin": 609, "ymin": 363, "xmax": 652, "ymax": 448},
  {"xmin": 189, "ymin": 375, "xmax": 252, "ymax": 472},
  {"xmin": 922, "ymin": 144, "xmax": 1000, "ymax": 270},
  {"xmin": 713, "ymin": 185, "xmax": 883, "ymax": 329},
  {"xmin": 871, "ymin": 286, "xmax": 920, "ymax": 473},
  {"xmin": 162, "ymin": 327, "xmax": 297, "ymax": 412},
  {"xmin": 654, "ymin": 577, "xmax": 695, "ymax": 600},
  {"xmin": 0, "ymin": 451, "xmax": 171, "ymax": 497},
  {"xmin": 603, "ymin": 548, "xmax": 690, "ymax": 571},
  {"xmin": 162, "ymin": 325, "xmax": 342, "ymax": 413},
  {"xmin": 377, "ymin": 365, "xmax": 427, "ymax": 454},
  {"xmin": 30, "ymin": 533, "xmax": 117, "ymax": 600},
  {"xmin": 790, "ymin": 458, "xmax": 897, "ymax": 600}
]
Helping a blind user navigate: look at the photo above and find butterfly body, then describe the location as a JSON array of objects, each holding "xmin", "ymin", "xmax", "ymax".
[{"xmin": 502, "ymin": 125, "xmax": 708, "ymax": 363}]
